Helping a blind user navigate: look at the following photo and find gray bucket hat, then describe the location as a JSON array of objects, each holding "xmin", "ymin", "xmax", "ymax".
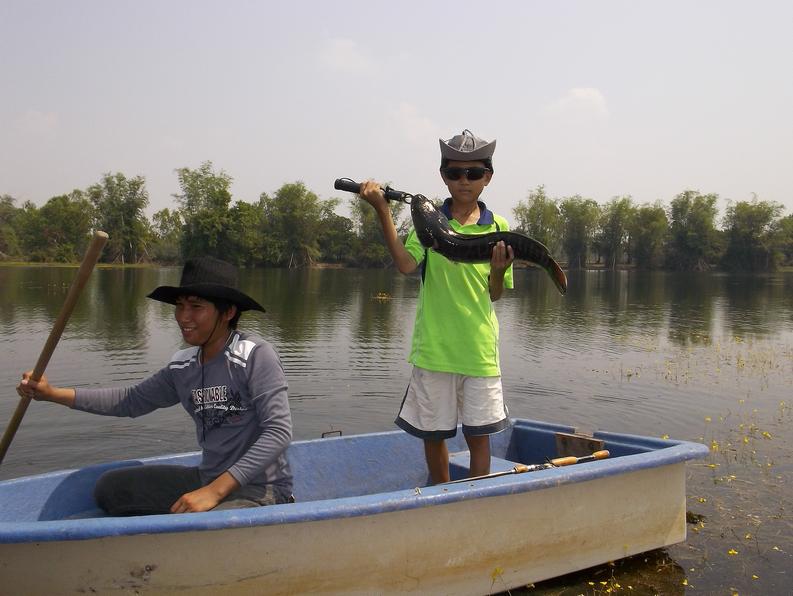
[{"xmin": 439, "ymin": 129, "xmax": 496, "ymax": 161}]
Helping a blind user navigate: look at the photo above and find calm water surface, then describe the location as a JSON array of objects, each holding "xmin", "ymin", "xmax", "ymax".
[{"xmin": 1, "ymin": 266, "xmax": 791, "ymax": 594}]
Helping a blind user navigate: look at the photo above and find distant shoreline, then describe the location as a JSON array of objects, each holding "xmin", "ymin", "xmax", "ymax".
[{"xmin": 2, "ymin": 261, "xmax": 791, "ymax": 273}]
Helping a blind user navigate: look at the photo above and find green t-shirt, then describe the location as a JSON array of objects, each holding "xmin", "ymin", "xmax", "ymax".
[{"xmin": 404, "ymin": 200, "xmax": 514, "ymax": 377}]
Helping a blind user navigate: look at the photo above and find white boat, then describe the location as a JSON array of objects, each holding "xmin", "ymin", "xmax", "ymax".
[{"xmin": 0, "ymin": 418, "xmax": 708, "ymax": 594}]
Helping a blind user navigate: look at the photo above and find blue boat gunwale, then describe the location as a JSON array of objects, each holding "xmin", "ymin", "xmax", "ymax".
[{"xmin": 0, "ymin": 419, "xmax": 709, "ymax": 544}]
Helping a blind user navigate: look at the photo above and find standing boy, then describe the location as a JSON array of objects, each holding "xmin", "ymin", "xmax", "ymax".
[
  {"xmin": 359, "ymin": 129, "xmax": 514, "ymax": 483},
  {"xmin": 17, "ymin": 256, "xmax": 293, "ymax": 514}
]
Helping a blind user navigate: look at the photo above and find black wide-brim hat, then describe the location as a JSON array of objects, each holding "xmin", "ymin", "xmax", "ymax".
[{"xmin": 147, "ymin": 256, "xmax": 265, "ymax": 313}]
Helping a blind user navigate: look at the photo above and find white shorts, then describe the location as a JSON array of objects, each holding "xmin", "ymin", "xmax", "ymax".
[{"xmin": 395, "ymin": 367, "xmax": 509, "ymax": 440}]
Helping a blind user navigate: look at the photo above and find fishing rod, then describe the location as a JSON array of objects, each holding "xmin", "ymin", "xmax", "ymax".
[
  {"xmin": 334, "ymin": 178, "xmax": 414, "ymax": 204},
  {"xmin": 443, "ymin": 450, "xmax": 610, "ymax": 485}
]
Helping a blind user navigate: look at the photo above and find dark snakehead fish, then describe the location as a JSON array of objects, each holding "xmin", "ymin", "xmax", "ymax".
[{"xmin": 411, "ymin": 194, "xmax": 568, "ymax": 295}]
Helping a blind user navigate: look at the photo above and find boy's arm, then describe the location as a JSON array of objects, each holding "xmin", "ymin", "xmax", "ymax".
[
  {"xmin": 359, "ymin": 180, "xmax": 417, "ymax": 274},
  {"xmin": 170, "ymin": 471, "xmax": 240, "ymax": 513},
  {"xmin": 17, "ymin": 372, "xmax": 75, "ymax": 407},
  {"xmin": 226, "ymin": 342, "xmax": 292, "ymax": 488}
]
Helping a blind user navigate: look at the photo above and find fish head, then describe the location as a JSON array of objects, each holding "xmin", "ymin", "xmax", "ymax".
[{"xmin": 411, "ymin": 195, "xmax": 449, "ymax": 249}]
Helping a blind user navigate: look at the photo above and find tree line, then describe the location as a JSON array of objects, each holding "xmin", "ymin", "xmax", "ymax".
[
  {"xmin": 0, "ymin": 162, "xmax": 407, "ymax": 268},
  {"xmin": 512, "ymin": 186, "xmax": 792, "ymax": 271},
  {"xmin": 1, "ymin": 163, "xmax": 791, "ymax": 271}
]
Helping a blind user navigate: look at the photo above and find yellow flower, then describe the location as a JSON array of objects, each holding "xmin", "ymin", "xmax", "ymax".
[{"xmin": 727, "ymin": 548, "xmax": 738, "ymax": 555}]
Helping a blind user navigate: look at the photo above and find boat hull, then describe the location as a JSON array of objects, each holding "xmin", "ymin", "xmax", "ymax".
[{"xmin": 0, "ymin": 419, "xmax": 707, "ymax": 594}]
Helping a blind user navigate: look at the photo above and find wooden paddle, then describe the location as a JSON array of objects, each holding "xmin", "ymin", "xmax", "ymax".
[
  {"xmin": 443, "ymin": 449, "xmax": 610, "ymax": 485},
  {"xmin": 0, "ymin": 231, "xmax": 108, "ymax": 465}
]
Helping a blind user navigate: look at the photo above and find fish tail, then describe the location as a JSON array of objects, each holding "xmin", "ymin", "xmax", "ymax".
[
  {"xmin": 509, "ymin": 233, "xmax": 567, "ymax": 295},
  {"xmin": 548, "ymin": 260, "xmax": 568, "ymax": 295}
]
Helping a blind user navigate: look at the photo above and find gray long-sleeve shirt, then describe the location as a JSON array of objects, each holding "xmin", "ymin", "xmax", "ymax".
[{"xmin": 74, "ymin": 331, "xmax": 292, "ymax": 493}]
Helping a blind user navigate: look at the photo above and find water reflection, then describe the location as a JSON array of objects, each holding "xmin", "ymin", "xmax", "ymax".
[
  {"xmin": 88, "ymin": 269, "xmax": 150, "ymax": 351},
  {"xmin": 0, "ymin": 267, "xmax": 92, "ymax": 327},
  {"xmin": 518, "ymin": 548, "xmax": 686, "ymax": 595},
  {"xmin": 251, "ymin": 268, "xmax": 354, "ymax": 343},
  {"xmin": 721, "ymin": 272, "xmax": 793, "ymax": 337},
  {"xmin": 1, "ymin": 265, "xmax": 792, "ymax": 594}
]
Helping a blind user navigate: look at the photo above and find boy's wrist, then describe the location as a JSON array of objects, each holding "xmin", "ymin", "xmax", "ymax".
[
  {"xmin": 56, "ymin": 387, "xmax": 77, "ymax": 407},
  {"xmin": 375, "ymin": 201, "xmax": 392, "ymax": 216},
  {"xmin": 490, "ymin": 266, "xmax": 506, "ymax": 279}
]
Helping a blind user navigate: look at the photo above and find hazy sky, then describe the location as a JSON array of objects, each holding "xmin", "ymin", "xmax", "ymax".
[{"xmin": 2, "ymin": 0, "xmax": 791, "ymax": 221}]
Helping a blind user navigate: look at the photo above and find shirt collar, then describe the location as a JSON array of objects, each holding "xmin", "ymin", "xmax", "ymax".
[{"xmin": 441, "ymin": 198, "xmax": 495, "ymax": 225}]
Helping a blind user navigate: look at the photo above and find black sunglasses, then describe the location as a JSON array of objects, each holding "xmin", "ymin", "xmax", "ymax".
[{"xmin": 441, "ymin": 166, "xmax": 491, "ymax": 181}]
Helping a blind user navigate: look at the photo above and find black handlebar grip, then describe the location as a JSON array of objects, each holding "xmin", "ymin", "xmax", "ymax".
[
  {"xmin": 334, "ymin": 178, "xmax": 362, "ymax": 194},
  {"xmin": 334, "ymin": 178, "xmax": 407, "ymax": 203},
  {"xmin": 383, "ymin": 187, "xmax": 407, "ymax": 202}
]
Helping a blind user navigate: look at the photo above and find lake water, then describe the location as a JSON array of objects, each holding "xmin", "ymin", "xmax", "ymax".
[{"xmin": 1, "ymin": 265, "xmax": 791, "ymax": 594}]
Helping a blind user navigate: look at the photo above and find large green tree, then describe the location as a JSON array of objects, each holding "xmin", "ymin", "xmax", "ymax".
[
  {"xmin": 512, "ymin": 185, "xmax": 562, "ymax": 254},
  {"xmin": 0, "ymin": 195, "xmax": 21, "ymax": 258},
  {"xmin": 17, "ymin": 192, "xmax": 95, "ymax": 262},
  {"xmin": 174, "ymin": 161, "xmax": 233, "ymax": 259},
  {"xmin": 776, "ymin": 214, "xmax": 793, "ymax": 265},
  {"xmin": 666, "ymin": 191, "xmax": 720, "ymax": 271},
  {"xmin": 260, "ymin": 182, "xmax": 330, "ymax": 267},
  {"xmin": 629, "ymin": 202, "xmax": 668, "ymax": 269},
  {"xmin": 349, "ymin": 196, "xmax": 407, "ymax": 268},
  {"xmin": 87, "ymin": 172, "xmax": 150, "ymax": 264},
  {"xmin": 721, "ymin": 198, "xmax": 784, "ymax": 271},
  {"xmin": 559, "ymin": 196, "xmax": 600, "ymax": 269},
  {"xmin": 226, "ymin": 200, "xmax": 266, "ymax": 267},
  {"xmin": 150, "ymin": 208, "xmax": 183, "ymax": 264},
  {"xmin": 595, "ymin": 196, "xmax": 635, "ymax": 269},
  {"xmin": 316, "ymin": 202, "xmax": 355, "ymax": 264}
]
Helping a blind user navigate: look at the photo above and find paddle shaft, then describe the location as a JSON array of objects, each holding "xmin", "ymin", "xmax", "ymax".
[
  {"xmin": 0, "ymin": 231, "xmax": 108, "ymax": 465},
  {"xmin": 443, "ymin": 450, "xmax": 610, "ymax": 485}
]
